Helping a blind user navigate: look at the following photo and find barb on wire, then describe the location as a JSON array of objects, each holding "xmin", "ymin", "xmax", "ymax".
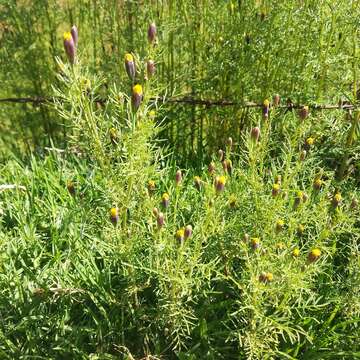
[{"xmin": 0, "ymin": 95, "xmax": 357, "ymax": 110}]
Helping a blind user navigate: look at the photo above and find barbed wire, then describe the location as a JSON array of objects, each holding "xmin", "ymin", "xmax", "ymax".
[{"xmin": 0, "ymin": 96, "xmax": 358, "ymax": 110}]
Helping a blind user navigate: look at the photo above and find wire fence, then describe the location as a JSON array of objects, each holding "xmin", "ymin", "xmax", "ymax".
[{"xmin": 0, "ymin": 96, "xmax": 358, "ymax": 110}]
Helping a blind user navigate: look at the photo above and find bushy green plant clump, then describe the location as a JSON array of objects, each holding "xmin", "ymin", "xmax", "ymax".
[
  {"xmin": 0, "ymin": 33, "xmax": 359, "ymax": 359},
  {"xmin": 1, "ymin": 1, "xmax": 359, "ymax": 160}
]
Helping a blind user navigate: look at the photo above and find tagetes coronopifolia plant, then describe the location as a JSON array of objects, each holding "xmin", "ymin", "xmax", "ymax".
[
  {"xmin": 125, "ymin": 53, "xmax": 136, "ymax": 81},
  {"xmin": 63, "ymin": 32, "xmax": 76, "ymax": 64},
  {"xmin": 132, "ymin": 84, "xmax": 143, "ymax": 110}
]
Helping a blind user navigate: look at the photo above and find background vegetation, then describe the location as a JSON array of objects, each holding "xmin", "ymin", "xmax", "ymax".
[{"xmin": 0, "ymin": 0, "xmax": 359, "ymax": 359}]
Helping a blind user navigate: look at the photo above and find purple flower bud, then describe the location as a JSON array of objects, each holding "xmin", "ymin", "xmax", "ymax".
[
  {"xmin": 148, "ymin": 22, "xmax": 157, "ymax": 44},
  {"xmin": 175, "ymin": 170, "xmax": 182, "ymax": 185},
  {"xmin": 299, "ymin": 150, "xmax": 307, "ymax": 161},
  {"xmin": 218, "ymin": 149, "xmax": 224, "ymax": 161},
  {"xmin": 125, "ymin": 53, "xmax": 136, "ymax": 81},
  {"xmin": 273, "ymin": 94, "xmax": 280, "ymax": 107},
  {"xmin": 71, "ymin": 25, "xmax": 78, "ymax": 47},
  {"xmin": 147, "ymin": 60, "xmax": 156, "ymax": 77},
  {"xmin": 208, "ymin": 162, "xmax": 216, "ymax": 175},
  {"xmin": 350, "ymin": 198, "xmax": 358, "ymax": 209},
  {"xmin": 251, "ymin": 127, "xmax": 260, "ymax": 142},
  {"xmin": 299, "ymin": 106, "xmax": 309, "ymax": 121},
  {"xmin": 226, "ymin": 137, "xmax": 233, "ymax": 149},
  {"xmin": 157, "ymin": 212, "xmax": 165, "ymax": 229},
  {"xmin": 184, "ymin": 225, "xmax": 192, "ymax": 239},
  {"xmin": 63, "ymin": 32, "xmax": 76, "ymax": 64},
  {"xmin": 194, "ymin": 176, "xmax": 201, "ymax": 191}
]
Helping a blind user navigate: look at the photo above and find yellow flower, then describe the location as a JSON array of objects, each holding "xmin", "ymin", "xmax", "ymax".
[
  {"xmin": 63, "ymin": 32, "xmax": 72, "ymax": 41},
  {"xmin": 263, "ymin": 99, "xmax": 270, "ymax": 107},
  {"xmin": 176, "ymin": 228, "xmax": 185, "ymax": 242},
  {"xmin": 125, "ymin": 53, "xmax": 133, "ymax": 62},
  {"xmin": 265, "ymin": 272, "xmax": 273, "ymax": 282},
  {"xmin": 251, "ymin": 238, "xmax": 260, "ymax": 249},
  {"xmin": 297, "ymin": 224, "xmax": 305, "ymax": 235},
  {"xmin": 276, "ymin": 219, "xmax": 284, "ymax": 229},
  {"xmin": 272, "ymin": 183, "xmax": 280, "ymax": 197},
  {"xmin": 308, "ymin": 248, "xmax": 321, "ymax": 262},
  {"xmin": 133, "ymin": 84, "xmax": 143, "ymax": 95},
  {"xmin": 313, "ymin": 178, "xmax": 322, "ymax": 190},
  {"xmin": 306, "ymin": 137, "xmax": 315, "ymax": 145},
  {"xmin": 110, "ymin": 207, "xmax": 118, "ymax": 217},
  {"xmin": 147, "ymin": 180, "xmax": 156, "ymax": 191},
  {"xmin": 162, "ymin": 193, "xmax": 169, "ymax": 201},
  {"xmin": 292, "ymin": 248, "xmax": 300, "ymax": 257},
  {"xmin": 149, "ymin": 110, "xmax": 156, "ymax": 118}
]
